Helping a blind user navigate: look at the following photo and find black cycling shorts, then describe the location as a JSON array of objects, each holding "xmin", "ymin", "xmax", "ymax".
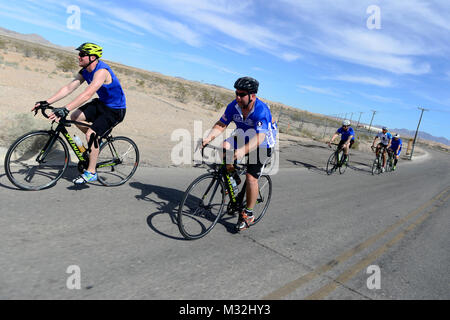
[
  {"xmin": 224, "ymin": 146, "xmax": 273, "ymax": 179},
  {"xmin": 338, "ymin": 139, "xmax": 355, "ymax": 149},
  {"xmin": 246, "ymin": 147, "xmax": 273, "ymax": 179},
  {"xmin": 79, "ymin": 98, "xmax": 126, "ymax": 137}
]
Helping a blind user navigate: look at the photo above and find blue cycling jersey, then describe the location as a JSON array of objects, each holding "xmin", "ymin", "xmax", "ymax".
[
  {"xmin": 220, "ymin": 98, "xmax": 276, "ymax": 148},
  {"xmin": 390, "ymin": 138, "xmax": 402, "ymax": 150},
  {"xmin": 81, "ymin": 60, "xmax": 126, "ymax": 109},
  {"xmin": 337, "ymin": 126, "xmax": 355, "ymax": 141}
]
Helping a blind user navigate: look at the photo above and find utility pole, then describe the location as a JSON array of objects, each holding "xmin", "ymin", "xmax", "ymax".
[
  {"xmin": 409, "ymin": 107, "xmax": 429, "ymax": 160},
  {"xmin": 368, "ymin": 110, "xmax": 377, "ymax": 133},
  {"xmin": 356, "ymin": 112, "xmax": 363, "ymax": 128}
]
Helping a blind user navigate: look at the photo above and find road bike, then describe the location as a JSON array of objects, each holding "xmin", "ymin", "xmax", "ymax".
[
  {"xmin": 177, "ymin": 147, "xmax": 273, "ymax": 240},
  {"xmin": 4, "ymin": 105, "xmax": 139, "ymax": 190},
  {"xmin": 326, "ymin": 143, "xmax": 349, "ymax": 175},
  {"xmin": 385, "ymin": 149, "xmax": 395, "ymax": 172},
  {"xmin": 371, "ymin": 145, "xmax": 387, "ymax": 175}
]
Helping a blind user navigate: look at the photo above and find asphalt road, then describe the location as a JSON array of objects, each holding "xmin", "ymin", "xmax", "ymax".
[{"xmin": 0, "ymin": 142, "xmax": 449, "ymax": 300}]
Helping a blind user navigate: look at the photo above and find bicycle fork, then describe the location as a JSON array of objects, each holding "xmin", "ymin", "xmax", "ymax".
[{"xmin": 36, "ymin": 131, "xmax": 59, "ymax": 164}]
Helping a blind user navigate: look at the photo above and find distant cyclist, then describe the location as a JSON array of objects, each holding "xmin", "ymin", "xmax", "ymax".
[
  {"xmin": 328, "ymin": 119, "xmax": 355, "ymax": 164},
  {"xmin": 372, "ymin": 126, "xmax": 392, "ymax": 173},
  {"xmin": 388, "ymin": 133, "xmax": 402, "ymax": 171},
  {"xmin": 32, "ymin": 42, "xmax": 126, "ymax": 185},
  {"xmin": 202, "ymin": 76, "xmax": 277, "ymax": 231}
]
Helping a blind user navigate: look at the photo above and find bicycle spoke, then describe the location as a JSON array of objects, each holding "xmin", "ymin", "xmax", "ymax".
[
  {"xmin": 97, "ymin": 137, "xmax": 139, "ymax": 186},
  {"xmin": 178, "ymin": 174, "xmax": 225, "ymax": 240},
  {"xmin": 252, "ymin": 175, "xmax": 272, "ymax": 225},
  {"xmin": 5, "ymin": 132, "xmax": 68, "ymax": 190}
]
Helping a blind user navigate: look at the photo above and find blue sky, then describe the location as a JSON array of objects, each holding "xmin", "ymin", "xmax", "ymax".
[{"xmin": 1, "ymin": 0, "xmax": 450, "ymax": 139}]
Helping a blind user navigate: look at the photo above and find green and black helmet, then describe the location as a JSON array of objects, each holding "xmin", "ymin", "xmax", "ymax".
[{"xmin": 76, "ymin": 42, "xmax": 103, "ymax": 58}]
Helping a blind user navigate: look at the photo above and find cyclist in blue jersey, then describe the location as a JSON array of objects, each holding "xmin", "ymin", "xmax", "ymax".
[
  {"xmin": 328, "ymin": 119, "xmax": 355, "ymax": 164},
  {"xmin": 372, "ymin": 126, "xmax": 392, "ymax": 172},
  {"xmin": 32, "ymin": 43, "xmax": 126, "ymax": 184},
  {"xmin": 388, "ymin": 133, "xmax": 402, "ymax": 171},
  {"xmin": 201, "ymin": 77, "xmax": 277, "ymax": 231}
]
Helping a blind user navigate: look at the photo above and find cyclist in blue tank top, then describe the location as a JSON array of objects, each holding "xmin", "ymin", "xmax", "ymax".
[
  {"xmin": 201, "ymin": 77, "xmax": 276, "ymax": 232},
  {"xmin": 32, "ymin": 43, "xmax": 127, "ymax": 185},
  {"xmin": 328, "ymin": 119, "xmax": 355, "ymax": 164},
  {"xmin": 388, "ymin": 134, "xmax": 402, "ymax": 171}
]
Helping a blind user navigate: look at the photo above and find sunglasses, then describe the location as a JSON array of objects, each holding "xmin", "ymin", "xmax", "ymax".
[
  {"xmin": 78, "ymin": 51, "xmax": 89, "ymax": 57},
  {"xmin": 235, "ymin": 91, "xmax": 249, "ymax": 97}
]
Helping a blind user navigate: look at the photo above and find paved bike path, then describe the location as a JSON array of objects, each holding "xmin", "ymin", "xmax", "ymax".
[{"xmin": 0, "ymin": 146, "xmax": 447, "ymax": 300}]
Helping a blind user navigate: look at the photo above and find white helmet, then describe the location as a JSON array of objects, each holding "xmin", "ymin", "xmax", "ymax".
[
  {"xmin": 342, "ymin": 119, "xmax": 351, "ymax": 126},
  {"xmin": 394, "ymin": 133, "xmax": 400, "ymax": 138}
]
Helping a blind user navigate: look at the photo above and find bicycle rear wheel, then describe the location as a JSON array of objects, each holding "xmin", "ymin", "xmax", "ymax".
[
  {"xmin": 97, "ymin": 136, "xmax": 139, "ymax": 186},
  {"xmin": 386, "ymin": 156, "xmax": 393, "ymax": 172},
  {"xmin": 4, "ymin": 131, "xmax": 69, "ymax": 190},
  {"xmin": 326, "ymin": 152, "xmax": 337, "ymax": 175},
  {"xmin": 177, "ymin": 173, "xmax": 226, "ymax": 240},
  {"xmin": 339, "ymin": 152, "xmax": 348, "ymax": 174},
  {"xmin": 252, "ymin": 174, "xmax": 273, "ymax": 225}
]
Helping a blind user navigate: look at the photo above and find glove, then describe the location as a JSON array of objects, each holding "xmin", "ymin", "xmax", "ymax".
[{"xmin": 53, "ymin": 107, "xmax": 70, "ymax": 118}]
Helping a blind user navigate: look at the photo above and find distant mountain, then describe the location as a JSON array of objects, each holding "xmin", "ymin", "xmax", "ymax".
[
  {"xmin": 390, "ymin": 128, "xmax": 450, "ymax": 146},
  {"xmin": 0, "ymin": 27, "xmax": 73, "ymax": 51}
]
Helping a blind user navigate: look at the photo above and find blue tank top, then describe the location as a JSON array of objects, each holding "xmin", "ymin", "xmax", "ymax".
[{"xmin": 81, "ymin": 60, "xmax": 126, "ymax": 109}]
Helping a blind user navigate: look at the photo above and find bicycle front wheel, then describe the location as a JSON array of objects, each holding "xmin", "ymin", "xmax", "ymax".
[
  {"xmin": 97, "ymin": 136, "xmax": 139, "ymax": 186},
  {"xmin": 371, "ymin": 157, "xmax": 381, "ymax": 175},
  {"xmin": 326, "ymin": 152, "xmax": 337, "ymax": 175},
  {"xmin": 177, "ymin": 173, "xmax": 226, "ymax": 240},
  {"xmin": 4, "ymin": 131, "xmax": 69, "ymax": 190},
  {"xmin": 252, "ymin": 174, "xmax": 273, "ymax": 225}
]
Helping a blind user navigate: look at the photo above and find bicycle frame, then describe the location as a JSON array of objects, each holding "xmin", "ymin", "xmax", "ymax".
[
  {"xmin": 40, "ymin": 120, "xmax": 121, "ymax": 170},
  {"xmin": 38, "ymin": 122, "xmax": 86, "ymax": 164}
]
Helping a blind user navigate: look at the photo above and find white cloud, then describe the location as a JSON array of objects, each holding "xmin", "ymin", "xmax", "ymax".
[
  {"xmin": 278, "ymin": 0, "xmax": 449, "ymax": 75},
  {"xmin": 172, "ymin": 52, "xmax": 241, "ymax": 76},
  {"xmin": 297, "ymin": 85, "xmax": 340, "ymax": 97},
  {"xmin": 328, "ymin": 75, "xmax": 393, "ymax": 87},
  {"xmin": 103, "ymin": 7, "xmax": 202, "ymax": 47}
]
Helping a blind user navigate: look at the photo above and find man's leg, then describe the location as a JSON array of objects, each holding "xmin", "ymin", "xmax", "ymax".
[
  {"xmin": 86, "ymin": 128, "xmax": 99, "ymax": 174},
  {"xmin": 236, "ymin": 172, "xmax": 257, "ymax": 231},
  {"xmin": 70, "ymin": 109, "xmax": 90, "ymax": 134},
  {"xmin": 245, "ymin": 173, "xmax": 259, "ymax": 211}
]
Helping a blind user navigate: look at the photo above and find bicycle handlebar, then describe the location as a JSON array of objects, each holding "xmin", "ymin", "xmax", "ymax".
[
  {"xmin": 34, "ymin": 103, "xmax": 53, "ymax": 119},
  {"xmin": 200, "ymin": 143, "xmax": 246, "ymax": 169},
  {"xmin": 33, "ymin": 104, "xmax": 91, "ymax": 128}
]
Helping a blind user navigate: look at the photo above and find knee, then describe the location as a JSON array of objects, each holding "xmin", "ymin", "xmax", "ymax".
[
  {"xmin": 86, "ymin": 129, "xmax": 98, "ymax": 147},
  {"xmin": 70, "ymin": 109, "xmax": 82, "ymax": 121},
  {"xmin": 246, "ymin": 174, "xmax": 258, "ymax": 186}
]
